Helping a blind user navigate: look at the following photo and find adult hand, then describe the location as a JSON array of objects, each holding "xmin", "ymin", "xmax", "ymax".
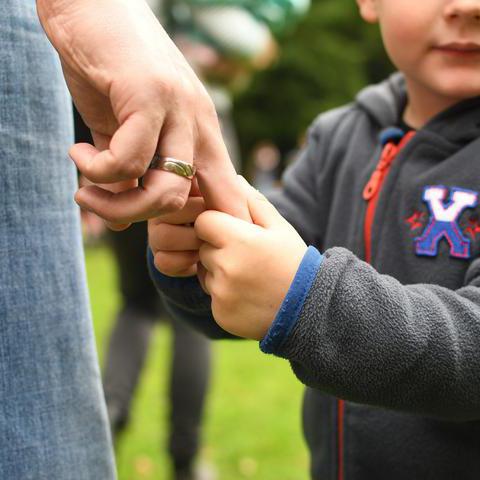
[
  {"xmin": 194, "ymin": 178, "xmax": 308, "ymax": 340},
  {"xmin": 37, "ymin": 0, "xmax": 250, "ymax": 229}
]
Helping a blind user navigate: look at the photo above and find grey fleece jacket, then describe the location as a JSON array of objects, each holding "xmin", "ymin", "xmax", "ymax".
[{"xmin": 149, "ymin": 73, "xmax": 480, "ymax": 480}]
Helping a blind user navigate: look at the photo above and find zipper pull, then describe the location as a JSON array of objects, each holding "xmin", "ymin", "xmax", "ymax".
[
  {"xmin": 362, "ymin": 143, "xmax": 397, "ymax": 201},
  {"xmin": 363, "ymin": 171, "xmax": 382, "ymax": 200}
]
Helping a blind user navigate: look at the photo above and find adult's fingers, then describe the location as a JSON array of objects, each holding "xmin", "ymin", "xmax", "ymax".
[
  {"xmin": 81, "ymin": 132, "xmax": 134, "ymax": 231},
  {"xmin": 155, "ymin": 196, "xmax": 206, "ymax": 225},
  {"xmin": 100, "ymin": 179, "xmax": 138, "ymax": 231},
  {"xmin": 190, "ymin": 177, "xmax": 202, "ymax": 197},
  {"xmin": 74, "ymin": 169, "xmax": 191, "ymax": 224},
  {"xmin": 70, "ymin": 112, "xmax": 159, "ymax": 184},
  {"xmin": 194, "ymin": 115, "xmax": 252, "ymax": 221},
  {"xmin": 75, "ymin": 111, "xmax": 196, "ymax": 223},
  {"xmin": 149, "ymin": 223, "xmax": 201, "ymax": 253}
]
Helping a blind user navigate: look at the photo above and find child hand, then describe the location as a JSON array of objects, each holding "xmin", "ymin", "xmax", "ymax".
[
  {"xmin": 195, "ymin": 178, "xmax": 308, "ymax": 340},
  {"xmin": 148, "ymin": 195, "xmax": 206, "ymax": 278}
]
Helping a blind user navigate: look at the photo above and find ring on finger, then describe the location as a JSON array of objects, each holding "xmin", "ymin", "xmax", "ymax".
[{"xmin": 149, "ymin": 154, "xmax": 196, "ymax": 180}]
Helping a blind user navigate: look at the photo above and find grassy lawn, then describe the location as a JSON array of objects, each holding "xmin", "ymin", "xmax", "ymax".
[{"xmin": 86, "ymin": 245, "xmax": 309, "ymax": 480}]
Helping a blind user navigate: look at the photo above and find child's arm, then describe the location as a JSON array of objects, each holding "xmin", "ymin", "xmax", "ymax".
[{"xmin": 196, "ymin": 180, "xmax": 480, "ymax": 421}]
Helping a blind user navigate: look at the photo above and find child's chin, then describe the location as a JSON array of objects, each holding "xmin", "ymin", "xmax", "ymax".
[{"xmin": 434, "ymin": 75, "xmax": 480, "ymax": 100}]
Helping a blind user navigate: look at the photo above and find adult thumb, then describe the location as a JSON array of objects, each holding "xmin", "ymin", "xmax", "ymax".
[{"xmin": 238, "ymin": 177, "xmax": 285, "ymax": 229}]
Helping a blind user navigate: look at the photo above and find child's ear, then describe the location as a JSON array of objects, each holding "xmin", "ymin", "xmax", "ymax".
[{"xmin": 356, "ymin": 0, "xmax": 379, "ymax": 23}]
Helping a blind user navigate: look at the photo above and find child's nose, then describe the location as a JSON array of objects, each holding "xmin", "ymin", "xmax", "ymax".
[{"xmin": 444, "ymin": 0, "xmax": 480, "ymax": 22}]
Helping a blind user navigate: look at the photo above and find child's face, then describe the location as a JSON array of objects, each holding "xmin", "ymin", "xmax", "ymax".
[{"xmin": 358, "ymin": 0, "xmax": 480, "ymax": 102}]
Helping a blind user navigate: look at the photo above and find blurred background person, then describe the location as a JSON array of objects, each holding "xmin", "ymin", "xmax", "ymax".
[
  {"xmin": 76, "ymin": 0, "xmax": 307, "ymax": 479},
  {"xmin": 249, "ymin": 141, "xmax": 282, "ymax": 194}
]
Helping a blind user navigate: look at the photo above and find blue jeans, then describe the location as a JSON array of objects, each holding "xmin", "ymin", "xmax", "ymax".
[{"xmin": 0, "ymin": 1, "xmax": 116, "ymax": 478}]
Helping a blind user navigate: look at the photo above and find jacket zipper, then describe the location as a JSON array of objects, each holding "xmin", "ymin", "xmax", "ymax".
[
  {"xmin": 337, "ymin": 130, "xmax": 415, "ymax": 480},
  {"xmin": 363, "ymin": 131, "xmax": 415, "ymax": 262}
]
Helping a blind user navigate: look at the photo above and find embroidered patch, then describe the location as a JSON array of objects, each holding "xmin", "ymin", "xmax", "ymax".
[
  {"xmin": 465, "ymin": 216, "xmax": 480, "ymax": 241},
  {"xmin": 414, "ymin": 186, "xmax": 478, "ymax": 259},
  {"xmin": 405, "ymin": 211, "xmax": 426, "ymax": 231}
]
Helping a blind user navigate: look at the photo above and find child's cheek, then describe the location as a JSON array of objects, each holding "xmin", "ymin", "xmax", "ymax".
[{"xmin": 380, "ymin": 22, "xmax": 423, "ymax": 72}]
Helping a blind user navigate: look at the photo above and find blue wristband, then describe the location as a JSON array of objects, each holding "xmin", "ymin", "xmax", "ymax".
[{"xmin": 260, "ymin": 246, "xmax": 323, "ymax": 354}]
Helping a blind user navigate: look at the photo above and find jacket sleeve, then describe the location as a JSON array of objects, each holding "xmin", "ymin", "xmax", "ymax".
[{"xmin": 268, "ymin": 246, "xmax": 480, "ymax": 421}]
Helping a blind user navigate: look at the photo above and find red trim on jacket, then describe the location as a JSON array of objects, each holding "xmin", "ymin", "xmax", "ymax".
[
  {"xmin": 337, "ymin": 130, "xmax": 415, "ymax": 480},
  {"xmin": 363, "ymin": 131, "xmax": 416, "ymax": 263},
  {"xmin": 337, "ymin": 398, "xmax": 345, "ymax": 480}
]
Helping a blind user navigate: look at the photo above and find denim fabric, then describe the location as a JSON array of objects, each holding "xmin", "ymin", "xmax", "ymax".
[{"xmin": 0, "ymin": 1, "xmax": 116, "ymax": 478}]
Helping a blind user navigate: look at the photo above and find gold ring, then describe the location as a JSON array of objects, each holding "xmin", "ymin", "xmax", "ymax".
[{"xmin": 149, "ymin": 155, "xmax": 196, "ymax": 179}]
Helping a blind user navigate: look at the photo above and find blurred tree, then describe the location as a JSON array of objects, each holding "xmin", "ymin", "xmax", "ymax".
[{"xmin": 233, "ymin": 0, "xmax": 394, "ymax": 162}]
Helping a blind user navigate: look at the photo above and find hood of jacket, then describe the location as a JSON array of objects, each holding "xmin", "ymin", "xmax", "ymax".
[{"xmin": 355, "ymin": 72, "xmax": 480, "ymax": 145}]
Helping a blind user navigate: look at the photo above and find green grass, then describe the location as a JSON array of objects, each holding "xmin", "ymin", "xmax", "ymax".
[{"xmin": 86, "ymin": 245, "xmax": 309, "ymax": 480}]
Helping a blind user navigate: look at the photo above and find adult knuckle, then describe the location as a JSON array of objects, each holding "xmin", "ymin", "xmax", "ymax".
[
  {"xmin": 181, "ymin": 82, "xmax": 200, "ymax": 112},
  {"xmin": 147, "ymin": 73, "xmax": 176, "ymax": 100},
  {"xmin": 79, "ymin": 162, "xmax": 94, "ymax": 180},
  {"xmin": 164, "ymin": 193, "xmax": 188, "ymax": 214},
  {"xmin": 161, "ymin": 79, "xmax": 176, "ymax": 99},
  {"xmin": 120, "ymin": 162, "xmax": 145, "ymax": 179},
  {"xmin": 150, "ymin": 70, "xmax": 195, "ymax": 109}
]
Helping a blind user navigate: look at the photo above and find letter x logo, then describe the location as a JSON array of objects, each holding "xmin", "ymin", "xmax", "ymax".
[{"xmin": 415, "ymin": 186, "xmax": 478, "ymax": 259}]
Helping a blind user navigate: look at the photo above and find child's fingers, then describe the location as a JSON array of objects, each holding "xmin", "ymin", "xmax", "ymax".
[
  {"xmin": 149, "ymin": 223, "xmax": 202, "ymax": 252},
  {"xmin": 153, "ymin": 250, "xmax": 199, "ymax": 277},
  {"xmin": 195, "ymin": 210, "xmax": 252, "ymax": 248},
  {"xmin": 198, "ymin": 242, "xmax": 219, "ymax": 273},
  {"xmin": 237, "ymin": 175, "xmax": 285, "ymax": 229}
]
